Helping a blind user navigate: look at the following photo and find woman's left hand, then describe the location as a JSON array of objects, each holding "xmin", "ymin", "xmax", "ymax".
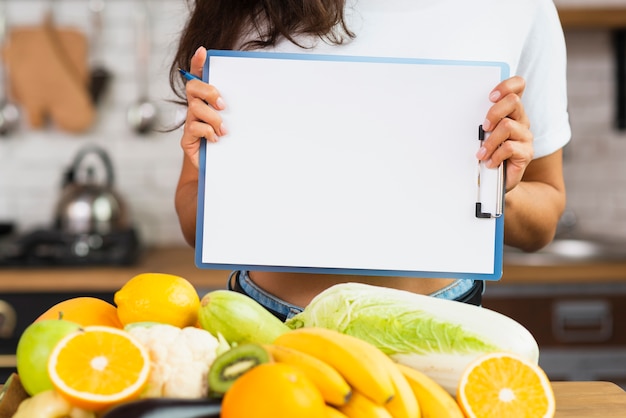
[{"xmin": 477, "ymin": 75, "xmax": 533, "ymax": 192}]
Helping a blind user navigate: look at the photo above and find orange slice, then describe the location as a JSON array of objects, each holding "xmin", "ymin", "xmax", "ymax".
[
  {"xmin": 48, "ymin": 325, "xmax": 150, "ymax": 412},
  {"xmin": 457, "ymin": 351, "xmax": 555, "ymax": 418}
]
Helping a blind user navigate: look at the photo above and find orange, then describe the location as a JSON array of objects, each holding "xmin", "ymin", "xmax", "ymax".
[
  {"xmin": 221, "ymin": 363, "xmax": 326, "ymax": 418},
  {"xmin": 36, "ymin": 297, "xmax": 123, "ymax": 328},
  {"xmin": 48, "ymin": 325, "xmax": 150, "ymax": 412},
  {"xmin": 457, "ymin": 351, "xmax": 555, "ymax": 418},
  {"xmin": 114, "ymin": 273, "xmax": 200, "ymax": 328}
]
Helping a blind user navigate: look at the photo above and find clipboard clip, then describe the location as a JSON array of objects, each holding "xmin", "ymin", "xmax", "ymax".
[{"xmin": 475, "ymin": 125, "xmax": 504, "ymax": 219}]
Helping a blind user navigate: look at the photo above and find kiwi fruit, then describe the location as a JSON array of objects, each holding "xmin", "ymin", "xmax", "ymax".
[{"xmin": 208, "ymin": 343, "xmax": 271, "ymax": 396}]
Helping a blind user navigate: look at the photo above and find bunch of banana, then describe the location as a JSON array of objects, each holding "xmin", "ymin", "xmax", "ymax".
[
  {"xmin": 397, "ymin": 364, "xmax": 464, "ymax": 418},
  {"xmin": 267, "ymin": 328, "xmax": 393, "ymax": 417},
  {"xmin": 270, "ymin": 327, "xmax": 465, "ymax": 418}
]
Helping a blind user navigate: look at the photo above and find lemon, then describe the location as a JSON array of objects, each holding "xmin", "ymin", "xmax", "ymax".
[{"xmin": 114, "ymin": 273, "xmax": 200, "ymax": 328}]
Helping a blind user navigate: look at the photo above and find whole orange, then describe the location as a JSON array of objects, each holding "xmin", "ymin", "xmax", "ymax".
[
  {"xmin": 221, "ymin": 363, "xmax": 326, "ymax": 418},
  {"xmin": 36, "ymin": 297, "xmax": 123, "ymax": 328}
]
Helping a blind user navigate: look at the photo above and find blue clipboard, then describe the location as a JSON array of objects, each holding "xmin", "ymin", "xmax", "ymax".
[{"xmin": 195, "ymin": 50, "xmax": 508, "ymax": 280}]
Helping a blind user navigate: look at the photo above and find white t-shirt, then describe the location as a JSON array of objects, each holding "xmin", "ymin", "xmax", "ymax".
[{"xmin": 254, "ymin": 0, "xmax": 571, "ymax": 158}]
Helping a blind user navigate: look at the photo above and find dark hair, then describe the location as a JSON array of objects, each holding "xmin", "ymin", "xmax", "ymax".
[{"xmin": 168, "ymin": 0, "xmax": 354, "ymax": 104}]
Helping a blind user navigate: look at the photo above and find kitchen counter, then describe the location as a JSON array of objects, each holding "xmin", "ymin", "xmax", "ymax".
[
  {"xmin": 0, "ymin": 246, "xmax": 230, "ymax": 293},
  {"xmin": 0, "ymin": 246, "xmax": 625, "ymax": 293},
  {"xmin": 499, "ymin": 261, "xmax": 626, "ymax": 285},
  {"xmin": 0, "ymin": 381, "xmax": 622, "ymax": 416},
  {"xmin": 552, "ymin": 381, "xmax": 626, "ymax": 417}
]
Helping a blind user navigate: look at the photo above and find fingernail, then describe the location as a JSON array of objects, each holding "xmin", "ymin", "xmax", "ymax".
[
  {"xmin": 476, "ymin": 147, "xmax": 487, "ymax": 159},
  {"xmin": 194, "ymin": 46, "xmax": 204, "ymax": 58},
  {"xmin": 489, "ymin": 90, "xmax": 501, "ymax": 101},
  {"xmin": 485, "ymin": 158, "xmax": 495, "ymax": 168},
  {"xmin": 219, "ymin": 123, "xmax": 228, "ymax": 136},
  {"xmin": 482, "ymin": 119, "xmax": 491, "ymax": 131},
  {"xmin": 216, "ymin": 97, "xmax": 226, "ymax": 110}
]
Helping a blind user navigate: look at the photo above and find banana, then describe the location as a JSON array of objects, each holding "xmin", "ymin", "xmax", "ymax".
[
  {"xmin": 274, "ymin": 327, "xmax": 395, "ymax": 405},
  {"xmin": 396, "ymin": 363, "xmax": 464, "ymax": 418},
  {"xmin": 325, "ymin": 404, "xmax": 350, "ymax": 418},
  {"xmin": 265, "ymin": 344, "xmax": 352, "ymax": 406},
  {"xmin": 385, "ymin": 358, "xmax": 421, "ymax": 418},
  {"xmin": 339, "ymin": 391, "xmax": 393, "ymax": 418}
]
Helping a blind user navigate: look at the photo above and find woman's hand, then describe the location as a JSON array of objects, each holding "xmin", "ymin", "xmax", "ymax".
[
  {"xmin": 477, "ymin": 76, "xmax": 533, "ymax": 192},
  {"xmin": 181, "ymin": 46, "xmax": 228, "ymax": 168}
]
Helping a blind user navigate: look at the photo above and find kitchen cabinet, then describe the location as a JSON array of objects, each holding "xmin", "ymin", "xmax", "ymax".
[
  {"xmin": 483, "ymin": 261, "xmax": 626, "ymax": 388},
  {"xmin": 558, "ymin": 7, "xmax": 626, "ymax": 29}
]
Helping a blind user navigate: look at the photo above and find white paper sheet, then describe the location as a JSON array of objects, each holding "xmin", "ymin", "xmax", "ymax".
[{"xmin": 196, "ymin": 51, "xmax": 507, "ymax": 279}]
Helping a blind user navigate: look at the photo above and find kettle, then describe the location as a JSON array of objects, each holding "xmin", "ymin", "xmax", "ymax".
[{"xmin": 54, "ymin": 145, "xmax": 131, "ymax": 235}]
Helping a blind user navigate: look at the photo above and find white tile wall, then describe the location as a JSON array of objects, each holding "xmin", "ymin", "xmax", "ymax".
[
  {"xmin": 0, "ymin": 1, "xmax": 625, "ymax": 248},
  {"xmin": 0, "ymin": 0, "xmax": 190, "ymax": 246},
  {"xmin": 563, "ymin": 29, "xmax": 626, "ymax": 240}
]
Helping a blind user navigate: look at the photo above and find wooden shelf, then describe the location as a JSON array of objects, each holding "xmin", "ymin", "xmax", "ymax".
[{"xmin": 559, "ymin": 7, "xmax": 626, "ymax": 29}]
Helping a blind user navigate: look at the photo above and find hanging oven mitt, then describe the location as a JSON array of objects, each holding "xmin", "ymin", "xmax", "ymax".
[{"xmin": 1, "ymin": 16, "xmax": 95, "ymax": 133}]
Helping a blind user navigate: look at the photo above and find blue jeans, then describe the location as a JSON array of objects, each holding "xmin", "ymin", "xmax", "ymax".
[{"xmin": 228, "ymin": 270, "xmax": 483, "ymax": 321}]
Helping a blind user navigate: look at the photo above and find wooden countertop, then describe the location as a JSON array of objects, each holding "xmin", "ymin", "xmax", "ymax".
[
  {"xmin": 0, "ymin": 246, "xmax": 625, "ymax": 292},
  {"xmin": 0, "ymin": 247, "xmax": 230, "ymax": 293},
  {"xmin": 552, "ymin": 381, "xmax": 626, "ymax": 417},
  {"xmin": 0, "ymin": 379, "xmax": 621, "ymax": 416},
  {"xmin": 501, "ymin": 261, "xmax": 626, "ymax": 285}
]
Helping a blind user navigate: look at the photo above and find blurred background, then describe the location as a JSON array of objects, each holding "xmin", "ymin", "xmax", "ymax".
[
  {"xmin": 0, "ymin": 0, "xmax": 188, "ymax": 248},
  {"xmin": 0, "ymin": 0, "xmax": 625, "ymax": 246},
  {"xmin": 0, "ymin": 0, "xmax": 625, "ymax": 387}
]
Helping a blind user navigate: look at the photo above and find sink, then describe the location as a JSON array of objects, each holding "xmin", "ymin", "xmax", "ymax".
[{"xmin": 503, "ymin": 237, "xmax": 626, "ymax": 265}]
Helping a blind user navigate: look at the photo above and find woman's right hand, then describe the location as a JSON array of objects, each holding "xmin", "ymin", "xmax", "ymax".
[{"xmin": 181, "ymin": 46, "xmax": 228, "ymax": 169}]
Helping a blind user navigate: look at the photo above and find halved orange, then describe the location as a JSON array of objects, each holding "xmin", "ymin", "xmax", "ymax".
[
  {"xmin": 48, "ymin": 325, "xmax": 150, "ymax": 412},
  {"xmin": 457, "ymin": 351, "xmax": 555, "ymax": 418}
]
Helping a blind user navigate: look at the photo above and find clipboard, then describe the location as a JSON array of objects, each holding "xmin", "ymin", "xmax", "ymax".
[{"xmin": 195, "ymin": 50, "xmax": 508, "ymax": 280}]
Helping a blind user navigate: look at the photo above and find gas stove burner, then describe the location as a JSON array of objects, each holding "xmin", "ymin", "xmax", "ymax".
[{"xmin": 0, "ymin": 228, "xmax": 141, "ymax": 267}]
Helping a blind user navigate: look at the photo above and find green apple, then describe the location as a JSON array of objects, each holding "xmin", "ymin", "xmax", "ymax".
[{"xmin": 16, "ymin": 319, "xmax": 82, "ymax": 396}]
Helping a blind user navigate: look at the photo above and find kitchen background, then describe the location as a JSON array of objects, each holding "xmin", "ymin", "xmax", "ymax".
[
  {"xmin": 0, "ymin": 0, "xmax": 625, "ymax": 248},
  {"xmin": 0, "ymin": 0, "xmax": 625, "ymax": 387}
]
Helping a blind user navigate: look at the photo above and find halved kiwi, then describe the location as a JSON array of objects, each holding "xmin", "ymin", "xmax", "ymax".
[{"xmin": 207, "ymin": 343, "xmax": 271, "ymax": 397}]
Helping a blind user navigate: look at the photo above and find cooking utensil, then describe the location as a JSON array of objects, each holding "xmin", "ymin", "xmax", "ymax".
[
  {"xmin": 88, "ymin": 0, "xmax": 111, "ymax": 104},
  {"xmin": 54, "ymin": 145, "xmax": 131, "ymax": 235},
  {"xmin": 0, "ymin": 0, "xmax": 20, "ymax": 136},
  {"xmin": 127, "ymin": 0, "xmax": 158, "ymax": 135}
]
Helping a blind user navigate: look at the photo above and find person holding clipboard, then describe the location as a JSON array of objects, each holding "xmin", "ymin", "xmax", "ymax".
[{"xmin": 169, "ymin": 0, "xmax": 570, "ymax": 319}]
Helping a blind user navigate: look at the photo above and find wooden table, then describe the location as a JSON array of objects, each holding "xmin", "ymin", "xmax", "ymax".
[
  {"xmin": 553, "ymin": 381, "xmax": 626, "ymax": 417},
  {"xmin": 0, "ymin": 381, "xmax": 622, "ymax": 416}
]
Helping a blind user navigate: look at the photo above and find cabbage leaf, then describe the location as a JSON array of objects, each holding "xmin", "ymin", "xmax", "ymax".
[{"xmin": 286, "ymin": 282, "xmax": 499, "ymax": 356}]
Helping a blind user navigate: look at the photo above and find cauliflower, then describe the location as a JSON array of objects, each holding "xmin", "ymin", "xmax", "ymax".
[{"xmin": 127, "ymin": 324, "xmax": 221, "ymax": 398}]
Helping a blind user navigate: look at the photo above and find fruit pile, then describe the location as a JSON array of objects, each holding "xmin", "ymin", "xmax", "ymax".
[{"xmin": 0, "ymin": 272, "xmax": 556, "ymax": 418}]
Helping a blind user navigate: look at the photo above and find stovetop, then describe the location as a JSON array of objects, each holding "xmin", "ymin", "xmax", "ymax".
[{"xmin": 0, "ymin": 228, "xmax": 141, "ymax": 267}]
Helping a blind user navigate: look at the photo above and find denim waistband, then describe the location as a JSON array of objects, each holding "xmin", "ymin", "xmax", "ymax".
[{"xmin": 228, "ymin": 270, "xmax": 483, "ymax": 322}]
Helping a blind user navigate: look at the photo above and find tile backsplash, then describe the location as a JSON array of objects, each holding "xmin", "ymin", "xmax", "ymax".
[
  {"xmin": 563, "ymin": 29, "xmax": 626, "ymax": 240},
  {"xmin": 0, "ymin": 1, "xmax": 625, "ymax": 248},
  {"xmin": 0, "ymin": 0, "xmax": 189, "ymax": 246}
]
